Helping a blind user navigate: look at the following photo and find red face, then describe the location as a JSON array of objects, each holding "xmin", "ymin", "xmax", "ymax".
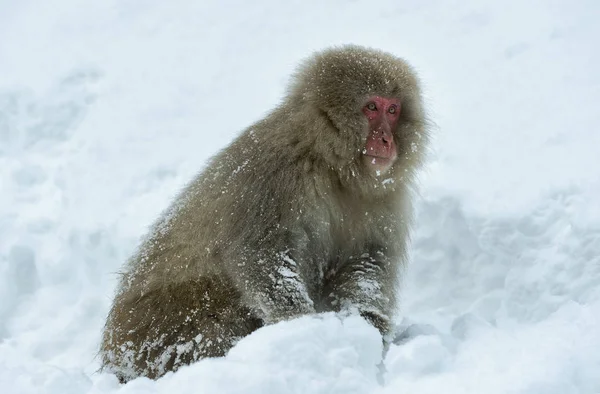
[{"xmin": 362, "ymin": 96, "xmax": 400, "ymax": 174}]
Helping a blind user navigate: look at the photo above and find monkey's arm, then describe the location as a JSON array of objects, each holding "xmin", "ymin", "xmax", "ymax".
[
  {"xmin": 325, "ymin": 248, "xmax": 399, "ymax": 337},
  {"xmin": 229, "ymin": 246, "xmax": 316, "ymax": 324}
]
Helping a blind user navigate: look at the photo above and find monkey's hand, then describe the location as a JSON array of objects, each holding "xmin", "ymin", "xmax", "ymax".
[
  {"xmin": 324, "ymin": 250, "xmax": 398, "ymax": 336},
  {"xmin": 231, "ymin": 249, "xmax": 316, "ymax": 324}
]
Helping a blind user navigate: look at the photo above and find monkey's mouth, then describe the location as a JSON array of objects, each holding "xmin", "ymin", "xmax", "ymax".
[
  {"xmin": 364, "ymin": 153, "xmax": 397, "ymax": 163},
  {"xmin": 363, "ymin": 154, "xmax": 395, "ymax": 174},
  {"xmin": 364, "ymin": 154, "xmax": 393, "ymax": 160}
]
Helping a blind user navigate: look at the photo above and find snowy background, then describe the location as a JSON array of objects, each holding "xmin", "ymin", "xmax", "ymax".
[{"xmin": 1, "ymin": 0, "xmax": 599, "ymax": 393}]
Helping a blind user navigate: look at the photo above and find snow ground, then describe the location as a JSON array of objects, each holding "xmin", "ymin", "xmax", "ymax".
[{"xmin": 1, "ymin": 0, "xmax": 599, "ymax": 393}]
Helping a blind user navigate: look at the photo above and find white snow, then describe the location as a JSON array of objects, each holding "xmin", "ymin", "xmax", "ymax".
[{"xmin": 1, "ymin": 0, "xmax": 600, "ymax": 393}]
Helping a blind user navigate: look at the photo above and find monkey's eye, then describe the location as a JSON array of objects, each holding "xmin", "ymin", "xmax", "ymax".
[
  {"xmin": 388, "ymin": 105, "xmax": 398, "ymax": 114},
  {"xmin": 366, "ymin": 103, "xmax": 377, "ymax": 111}
]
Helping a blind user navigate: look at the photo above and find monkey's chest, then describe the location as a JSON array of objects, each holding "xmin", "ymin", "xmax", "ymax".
[{"xmin": 303, "ymin": 215, "xmax": 368, "ymax": 277}]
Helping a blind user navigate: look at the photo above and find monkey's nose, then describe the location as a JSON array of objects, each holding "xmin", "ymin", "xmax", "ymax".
[
  {"xmin": 380, "ymin": 130, "xmax": 394, "ymax": 147},
  {"xmin": 378, "ymin": 122, "xmax": 393, "ymax": 146}
]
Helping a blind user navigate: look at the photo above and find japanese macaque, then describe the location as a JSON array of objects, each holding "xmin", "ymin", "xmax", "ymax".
[{"xmin": 100, "ymin": 44, "xmax": 430, "ymax": 382}]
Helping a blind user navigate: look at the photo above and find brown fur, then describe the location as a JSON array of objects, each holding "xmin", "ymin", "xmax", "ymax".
[{"xmin": 100, "ymin": 44, "xmax": 430, "ymax": 382}]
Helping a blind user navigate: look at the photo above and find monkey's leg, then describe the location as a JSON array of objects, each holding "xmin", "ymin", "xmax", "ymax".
[
  {"xmin": 226, "ymin": 247, "xmax": 316, "ymax": 324},
  {"xmin": 322, "ymin": 250, "xmax": 399, "ymax": 384},
  {"xmin": 101, "ymin": 277, "xmax": 263, "ymax": 382},
  {"xmin": 322, "ymin": 249, "xmax": 399, "ymax": 337}
]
